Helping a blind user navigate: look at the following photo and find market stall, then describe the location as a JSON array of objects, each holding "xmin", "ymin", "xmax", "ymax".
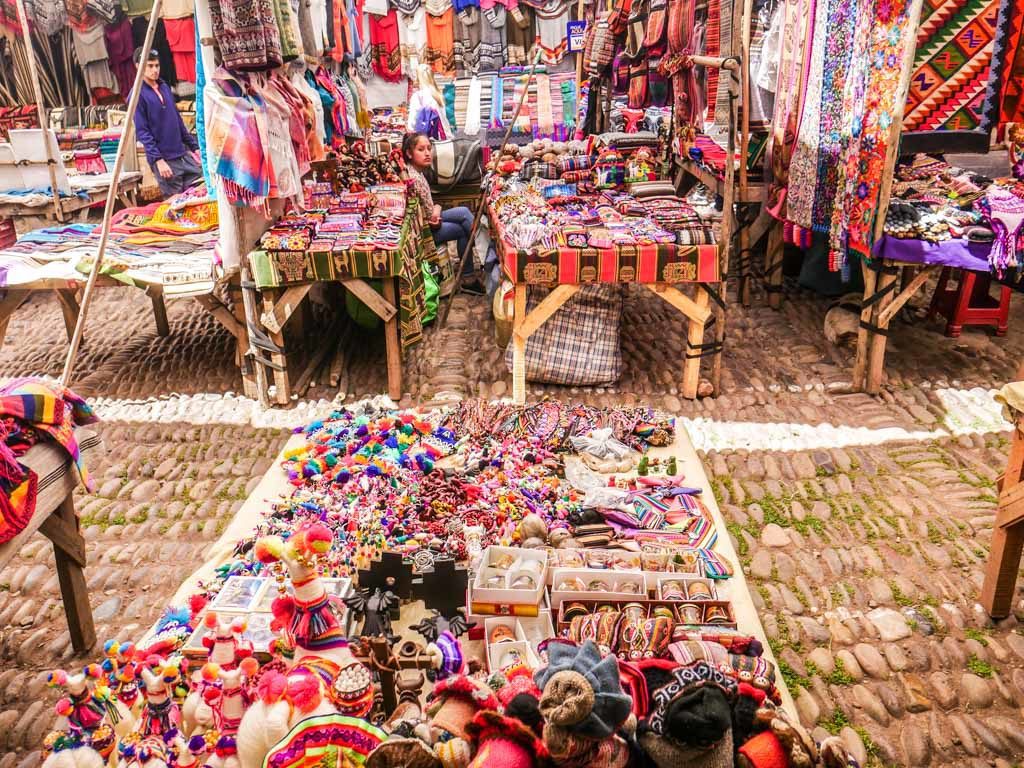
[
  {"xmin": 29, "ymin": 399, "xmax": 856, "ymax": 768},
  {"xmin": 244, "ymin": 148, "xmax": 430, "ymax": 405},
  {"xmin": 0, "ymin": 183, "xmax": 218, "ymax": 353},
  {"xmin": 484, "ymin": 134, "xmax": 723, "ymax": 402},
  {"xmin": 853, "ymin": 154, "xmax": 1020, "ymax": 393}
]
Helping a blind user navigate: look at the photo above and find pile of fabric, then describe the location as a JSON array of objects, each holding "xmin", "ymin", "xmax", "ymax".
[
  {"xmin": 0, "ymin": 184, "xmax": 217, "ymax": 296},
  {"xmin": 881, "ymin": 154, "xmax": 1024, "ymax": 276},
  {"xmin": 487, "ymin": 140, "xmax": 715, "ymax": 253},
  {"xmin": 0, "ymin": 378, "xmax": 98, "ymax": 545}
]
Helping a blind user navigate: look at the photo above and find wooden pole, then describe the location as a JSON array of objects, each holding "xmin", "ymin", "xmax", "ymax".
[
  {"xmin": 13, "ymin": 0, "xmax": 63, "ymax": 223},
  {"xmin": 438, "ymin": 47, "xmax": 544, "ymax": 327},
  {"xmin": 737, "ymin": 0, "xmax": 753, "ymax": 306},
  {"xmin": 60, "ymin": 0, "xmax": 165, "ymax": 387}
]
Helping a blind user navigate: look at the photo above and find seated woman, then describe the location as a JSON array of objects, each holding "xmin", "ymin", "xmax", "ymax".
[{"xmin": 402, "ymin": 132, "xmax": 484, "ymax": 295}]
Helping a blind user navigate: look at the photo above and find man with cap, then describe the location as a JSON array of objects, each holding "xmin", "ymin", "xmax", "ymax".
[{"xmin": 132, "ymin": 48, "xmax": 202, "ymax": 198}]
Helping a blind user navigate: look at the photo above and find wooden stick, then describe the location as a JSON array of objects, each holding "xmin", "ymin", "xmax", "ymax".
[
  {"xmin": 292, "ymin": 324, "xmax": 340, "ymax": 396},
  {"xmin": 14, "ymin": 0, "xmax": 63, "ymax": 223},
  {"xmin": 60, "ymin": 0, "xmax": 164, "ymax": 387},
  {"xmin": 438, "ymin": 47, "xmax": 545, "ymax": 328}
]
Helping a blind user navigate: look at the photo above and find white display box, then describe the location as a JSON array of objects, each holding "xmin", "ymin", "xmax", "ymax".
[{"xmin": 549, "ymin": 567, "xmax": 647, "ymax": 608}]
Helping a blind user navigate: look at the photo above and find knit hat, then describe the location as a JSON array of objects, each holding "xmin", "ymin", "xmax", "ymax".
[
  {"xmin": 533, "ymin": 640, "xmax": 631, "ymax": 740},
  {"xmin": 638, "ymin": 727, "xmax": 733, "ymax": 768},
  {"xmin": 641, "ymin": 661, "xmax": 737, "ymax": 745},
  {"xmin": 465, "ymin": 711, "xmax": 548, "ymax": 768},
  {"xmin": 736, "ymin": 730, "xmax": 788, "ymax": 768},
  {"xmin": 366, "ymin": 738, "xmax": 441, "ymax": 768},
  {"xmin": 433, "ymin": 738, "xmax": 472, "ymax": 768},
  {"xmin": 426, "ymin": 676, "xmax": 501, "ymax": 741}
]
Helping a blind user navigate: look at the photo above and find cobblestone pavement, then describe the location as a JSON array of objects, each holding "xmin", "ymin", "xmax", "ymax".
[{"xmin": 1, "ymin": 281, "xmax": 1024, "ymax": 767}]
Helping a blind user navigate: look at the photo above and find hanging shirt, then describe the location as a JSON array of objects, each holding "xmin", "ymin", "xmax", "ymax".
[
  {"xmin": 369, "ymin": 10, "xmax": 403, "ymax": 81},
  {"xmin": 425, "ymin": 7, "xmax": 454, "ymax": 74},
  {"xmin": 398, "ymin": 6, "xmax": 428, "ymax": 75}
]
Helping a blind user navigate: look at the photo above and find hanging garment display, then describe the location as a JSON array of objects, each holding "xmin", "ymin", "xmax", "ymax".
[
  {"xmin": 24, "ymin": 0, "xmax": 65, "ymax": 36},
  {"xmin": 534, "ymin": 0, "xmax": 570, "ymax": 64},
  {"xmin": 993, "ymin": 0, "xmax": 1023, "ymax": 124},
  {"xmin": 104, "ymin": 16, "xmax": 136, "ymax": 99},
  {"xmin": 161, "ymin": 0, "xmax": 195, "ymax": 18},
  {"xmin": 454, "ymin": 6, "xmax": 482, "ymax": 74},
  {"xmin": 479, "ymin": 4, "xmax": 507, "ymax": 71},
  {"xmin": 369, "ymin": 9, "xmax": 403, "ymax": 81},
  {"xmin": 72, "ymin": 22, "xmax": 119, "ymax": 96},
  {"xmin": 506, "ymin": 3, "xmax": 533, "ymax": 64},
  {"xmin": 398, "ymin": 6, "xmax": 428, "ymax": 75}
]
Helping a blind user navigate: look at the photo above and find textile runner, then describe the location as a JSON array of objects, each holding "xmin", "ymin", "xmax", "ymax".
[
  {"xmin": 903, "ymin": 0, "xmax": 1000, "ymax": 133},
  {"xmin": 248, "ymin": 201, "xmax": 428, "ymax": 348},
  {"xmin": 493, "ymin": 218, "xmax": 720, "ymax": 285}
]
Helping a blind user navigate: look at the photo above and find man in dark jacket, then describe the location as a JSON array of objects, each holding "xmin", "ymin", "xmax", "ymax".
[{"xmin": 132, "ymin": 48, "xmax": 202, "ymax": 197}]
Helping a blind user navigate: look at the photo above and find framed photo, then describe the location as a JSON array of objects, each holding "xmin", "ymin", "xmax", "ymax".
[{"xmin": 209, "ymin": 576, "xmax": 267, "ymax": 613}]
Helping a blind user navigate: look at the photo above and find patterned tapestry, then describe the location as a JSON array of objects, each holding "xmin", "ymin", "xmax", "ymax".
[
  {"xmin": 903, "ymin": 0, "xmax": 1000, "ymax": 133},
  {"xmin": 993, "ymin": 0, "xmax": 1024, "ymax": 124}
]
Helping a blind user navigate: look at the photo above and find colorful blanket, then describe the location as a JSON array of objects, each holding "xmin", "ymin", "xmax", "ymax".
[
  {"xmin": 0, "ymin": 378, "xmax": 98, "ymax": 491},
  {"xmin": 903, "ymin": 0, "xmax": 1000, "ymax": 133}
]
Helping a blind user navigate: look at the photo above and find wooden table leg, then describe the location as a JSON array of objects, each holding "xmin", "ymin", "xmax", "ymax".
[
  {"xmin": 54, "ymin": 288, "xmax": 80, "ymax": 343},
  {"xmin": 765, "ymin": 221, "xmax": 784, "ymax": 310},
  {"xmin": 146, "ymin": 286, "xmax": 170, "ymax": 337},
  {"xmin": 982, "ymin": 419, "xmax": 1024, "ymax": 618},
  {"xmin": 682, "ymin": 287, "xmax": 712, "ymax": 398},
  {"xmin": 512, "ymin": 284, "xmax": 528, "ymax": 405},
  {"xmin": 0, "ymin": 289, "xmax": 29, "ymax": 353},
  {"xmin": 260, "ymin": 289, "xmax": 293, "ymax": 406},
  {"xmin": 48, "ymin": 495, "xmax": 95, "ymax": 653},
  {"xmin": 852, "ymin": 267, "xmax": 878, "ymax": 392},
  {"xmin": 381, "ymin": 278, "xmax": 402, "ymax": 402}
]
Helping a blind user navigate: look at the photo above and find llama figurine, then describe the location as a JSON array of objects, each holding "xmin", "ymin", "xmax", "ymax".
[
  {"xmin": 201, "ymin": 613, "xmax": 253, "ymax": 669},
  {"xmin": 49, "ymin": 665, "xmax": 135, "ymax": 741},
  {"xmin": 137, "ymin": 661, "xmax": 183, "ymax": 737},
  {"xmin": 200, "ymin": 659, "xmax": 259, "ymax": 736},
  {"xmin": 41, "ymin": 735, "xmax": 106, "ymax": 768},
  {"xmin": 102, "ymin": 642, "xmax": 143, "ymax": 720},
  {"xmin": 253, "ymin": 523, "xmax": 350, "ymax": 669},
  {"xmin": 235, "ymin": 668, "xmax": 338, "ymax": 768},
  {"xmin": 181, "ymin": 614, "xmax": 252, "ymax": 737}
]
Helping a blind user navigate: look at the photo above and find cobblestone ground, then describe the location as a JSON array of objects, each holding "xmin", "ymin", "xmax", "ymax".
[{"xmin": 1, "ymin": 279, "xmax": 1023, "ymax": 766}]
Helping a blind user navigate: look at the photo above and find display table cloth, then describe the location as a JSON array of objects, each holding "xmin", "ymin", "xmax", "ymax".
[{"xmin": 871, "ymin": 234, "xmax": 992, "ymax": 272}]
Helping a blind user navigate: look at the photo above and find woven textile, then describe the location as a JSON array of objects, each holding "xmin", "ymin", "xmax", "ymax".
[
  {"xmin": 499, "ymin": 239, "xmax": 720, "ymax": 284},
  {"xmin": 994, "ymin": 0, "xmax": 1024, "ymax": 123},
  {"xmin": 903, "ymin": 0, "xmax": 1000, "ymax": 132},
  {"xmin": 503, "ymin": 284, "xmax": 623, "ymax": 386}
]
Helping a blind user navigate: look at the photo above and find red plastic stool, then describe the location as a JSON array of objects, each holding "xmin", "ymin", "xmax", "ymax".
[{"xmin": 927, "ymin": 267, "xmax": 1011, "ymax": 337}]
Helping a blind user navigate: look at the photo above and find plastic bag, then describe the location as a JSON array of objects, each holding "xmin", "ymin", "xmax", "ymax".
[
  {"xmin": 422, "ymin": 261, "xmax": 439, "ymax": 324},
  {"xmin": 570, "ymin": 427, "xmax": 633, "ymax": 460}
]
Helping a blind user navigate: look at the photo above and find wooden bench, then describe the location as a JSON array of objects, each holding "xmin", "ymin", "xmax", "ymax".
[
  {"xmin": 0, "ymin": 427, "xmax": 102, "ymax": 652},
  {"xmin": 982, "ymin": 410, "xmax": 1024, "ymax": 619}
]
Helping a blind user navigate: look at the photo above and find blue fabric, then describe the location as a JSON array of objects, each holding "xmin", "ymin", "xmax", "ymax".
[
  {"xmin": 432, "ymin": 206, "xmax": 475, "ymax": 274},
  {"xmin": 134, "ymin": 79, "xmax": 198, "ymax": 165},
  {"xmin": 346, "ymin": 0, "xmax": 362, "ymax": 59},
  {"xmin": 194, "ymin": 21, "xmax": 214, "ymax": 195},
  {"xmin": 308, "ymin": 71, "xmax": 336, "ymax": 145}
]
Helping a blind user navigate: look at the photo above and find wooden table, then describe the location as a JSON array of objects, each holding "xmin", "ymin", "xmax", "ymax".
[
  {"xmin": 492, "ymin": 229, "xmax": 723, "ymax": 403},
  {"xmin": 982, "ymin": 389, "xmax": 1024, "ymax": 619},
  {"xmin": 0, "ymin": 175, "xmax": 142, "ymax": 235},
  {"xmin": 0, "ymin": 427, "xmax": 103, "ymax": 652},
  {"xmin": 0, "ymin": 276, "xmax": 173, "ymax": 357}
]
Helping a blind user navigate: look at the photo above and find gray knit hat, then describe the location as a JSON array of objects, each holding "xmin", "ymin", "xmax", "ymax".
[{"xmin": 533, "ymin": 640, "xmax": 632, "ymax": 740}]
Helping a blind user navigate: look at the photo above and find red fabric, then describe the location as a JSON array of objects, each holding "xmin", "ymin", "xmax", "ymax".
[
  {"xmin": 164, "ymin": 17, "xmax": 197, "ymax": 82},
  {"xmin": 999, "ymin": 0, "xmax": 1024, "ymax": 123},
  {"xmin": 370, "ymin": 10, "xmax": 403, "ymax": 82}
]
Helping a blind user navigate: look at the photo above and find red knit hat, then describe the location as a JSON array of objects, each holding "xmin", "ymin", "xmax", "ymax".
[
  {"xmin": 737, "ymin": 730, "xmax": 789, "ymax": 768},
  {"xmin": 466, "ymin": 712, "xmax": 548, "ymax": 768}
]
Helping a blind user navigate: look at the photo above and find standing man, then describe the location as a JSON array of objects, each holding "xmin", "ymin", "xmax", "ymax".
[{"xmin": 133, "ymin": 48, "xmax": 202, "ymax": 198}]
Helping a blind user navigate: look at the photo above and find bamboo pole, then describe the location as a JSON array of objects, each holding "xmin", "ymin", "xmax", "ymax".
[
  {"xmin": 60, "ymin": 0, "xmax": 165, "ymax": 387},
  {"xmin": 438, "ymin": 47, "xmax": 545, "ymax": 327},
  {"xmin": 13, "ymin": 0, "xmax": 63, "ymax": 223}
]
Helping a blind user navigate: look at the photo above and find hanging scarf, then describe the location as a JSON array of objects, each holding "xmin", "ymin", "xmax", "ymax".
[
  {"xmin": 465, "ymin": 75, "xmax": 483, "ymax": 133},
  {"xmin": 208, "ymin": 69, "xmax": 272, "ymax": 210},
  {"xmin": 208, "ymin": 0, "xmax": 283, "ymax": 70}
]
